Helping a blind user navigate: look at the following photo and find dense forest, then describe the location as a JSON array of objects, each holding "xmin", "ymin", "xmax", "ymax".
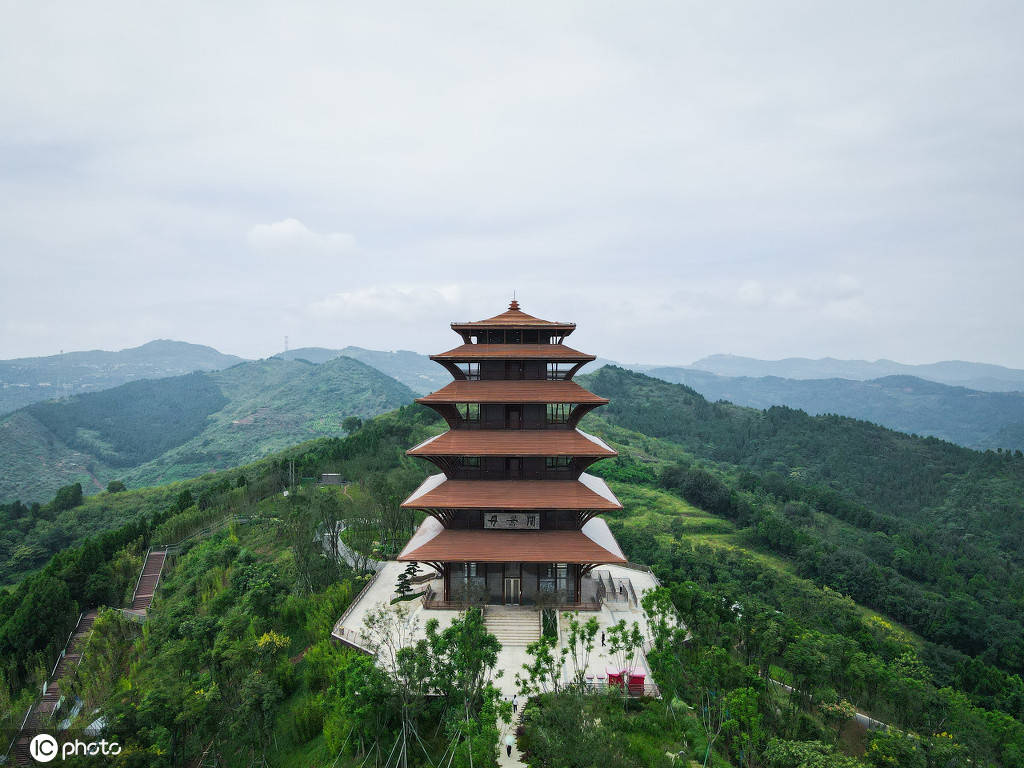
[
  {"xmin": 638, "ymin": 367, "xmax": 1024, "ymax": 451},
  {"xmin": 26, "ymin": 372, "xmax": 228, "ymax": 467},
  {"xmin": 582, "ymin": 366, "xmax": 1024, "ymax": 676},
  {"xmin": 0, "ymin": 355, "xmax": 416, "ymax": 504}
]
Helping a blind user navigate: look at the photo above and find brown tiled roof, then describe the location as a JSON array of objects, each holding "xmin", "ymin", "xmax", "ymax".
[
  {"xmin": 408, "ymin": 429, "xmax": 616, "ymax": 458},
  {"xmin": 401, "ymin": 478, "xmax": 621, "ymax": 510},
  {"xmin": 417, "ymin": 380, "xmax": 607, "ymax": 405},
  {"xmin": 398, "ymin": 528, "xmax": 626, "ymax": 563},
  {"xmin": 431, "ymin": 344, "xmax": 594, "ymax": 361},
  {"xmin": 450, "ymin": 301, "xmax": 575, "ymax": 330}
]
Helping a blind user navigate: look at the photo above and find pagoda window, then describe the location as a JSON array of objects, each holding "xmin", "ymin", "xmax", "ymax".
[
  {"xmin": 545, "ymin": 402, "xmax": 571, "ymax": 424},
  {"xmin": 523, "ymin": 330, "xmax": 539, "ymax": 343},
  {"xmin": 456, "ymin": 403, "xmax": 480, "ymax": 423},
  {"xmin": 545, "ymin": 456, "xmax": 572, "ymax": 470},
  {"xmin": 539, "ymin": 562, "xmax": 569, "ymax": 593},
  {"xmin": 487, "ymin": 330, "xmax": 503, "ymax": 344},
  {"xmin": 546, "ymin": 362, "xmax": 575, "ymax": 380},
  {"xmin": 459, "ymin": 456, "xmax": 482, "ymax": 475},
  {"xmin": 507, "ymin": 330, "xmax": 521, "ymax": 344},
  {"xmin": 457, "ymin": 362, "xmax": 481, "ymax": 380}
]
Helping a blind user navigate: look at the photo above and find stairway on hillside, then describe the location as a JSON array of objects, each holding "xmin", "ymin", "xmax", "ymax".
[
  {"xmin": 10, "ymin": 610, "xmax": 98, "ymax": 765},
  {"xmin": 485, "ymin": 606, "xmax": 541, "ymax": 646},
  {"xmin": 130, "ymin": 550, "xmax": 167, "ymax": 610}
]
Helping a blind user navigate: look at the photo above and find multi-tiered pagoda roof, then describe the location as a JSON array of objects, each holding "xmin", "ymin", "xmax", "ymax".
[{"xmin": 398, "ymin": 300, "xmax": 626, "ymax": 602}]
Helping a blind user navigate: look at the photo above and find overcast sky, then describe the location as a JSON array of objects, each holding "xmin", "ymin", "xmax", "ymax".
[{"xmin": 1, "ymin": 2, "xmax": 1022, "ymax": 366}]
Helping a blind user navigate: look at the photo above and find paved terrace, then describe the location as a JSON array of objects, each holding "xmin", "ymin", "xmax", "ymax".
[{"xmin": 332, "ymin": 562, "xmax": 662, "ymax": 698}]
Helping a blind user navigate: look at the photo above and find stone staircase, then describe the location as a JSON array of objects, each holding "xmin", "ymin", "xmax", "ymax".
[
  {"xmin": 10, "ymin": 609, "xmax": 98, "ymax": 764},
  {"xmin": 130, "ymin": 549, "xmax": 166, "ymax": 610},
  {"xmin": 485, "ymin": 606, "xmax": 541, "ymax": 646}
]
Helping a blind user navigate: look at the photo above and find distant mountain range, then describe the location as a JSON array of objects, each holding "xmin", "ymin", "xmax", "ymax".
[
  {"xmin": 0, "ymin": 356, "xmax": 414, "ymax": 503},
  {"xmin": 629, "ymin": 367, "xmax": 1024, "ymax": 451},
  {"xmin": 274, "ymin": 346, "xmax": 449, "ymax": 394},
  {"xmin": 4, "ymin": 340, "xmax": 1024, "ymax": 504},
  {"xmin": 688, "ymin": 353, "xmax": 1024, "ymax": 392},
  {"xmin": 0, "ymin": 340, "xmax": 245, "ymax": 414}
]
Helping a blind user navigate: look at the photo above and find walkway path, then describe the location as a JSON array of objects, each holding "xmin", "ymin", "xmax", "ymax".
[
  {"xmin": 5, "ymin": 550, "xmax": 168, "ymax": 765},
  {"xmin": 497, "ymin": 700, "xmax": 528, "ymax": 768}
]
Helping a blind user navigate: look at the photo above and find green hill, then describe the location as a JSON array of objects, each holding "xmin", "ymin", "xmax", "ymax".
[
  {"xmin": 3, "ymin": 403, "xmax": 1022, "ymax": 766},
  {"xmin": 0, "ymin": 356, "xmax": 417, "ymax": 504},
  {"xmin": 276, "ymin": 345, "xmax": 449, "ymax": 394},
  {"xmin": 628, "ymin": 367, "xmax": 1024, "ymax": 451},
  {"xmin": 0, "ymin": 339, "xmax": 245, "ymax": 414},
  {"xmin": 579, "ymin": 366, "xmax": 1024, "ymax": 674}
]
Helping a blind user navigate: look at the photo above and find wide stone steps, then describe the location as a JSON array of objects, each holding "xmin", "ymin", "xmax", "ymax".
[{"xmin": 485, "ymin": 608, "xmax": 541, "ymax": 646}]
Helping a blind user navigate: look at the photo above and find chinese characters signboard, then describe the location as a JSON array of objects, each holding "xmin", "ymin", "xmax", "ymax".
[{"xmin": 483, "ymin": 512, "xmax": 539, "ymax": 530}]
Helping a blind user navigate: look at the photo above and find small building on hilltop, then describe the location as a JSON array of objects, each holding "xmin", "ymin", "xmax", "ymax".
[{"xmin": 398, "ymin": 300, "xmax": 627, "ymax": 606}]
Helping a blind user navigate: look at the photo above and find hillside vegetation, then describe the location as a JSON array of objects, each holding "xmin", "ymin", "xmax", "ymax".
[
  {"xmin": 580, "ymin": 366, "xmax": 1024, "ymax": 676},
  {"xmin": 276, "ymin": 345, "xmax": 450, "ymax": 394},
  {"xmin": 0, "ymin": 356, "xmax": 416, "ymax": 504},
  {"xmin": 637, "ymin": 368, "xmax": 1024, "ymax": 451},
  {"xmin": 6, "ymin": 403, "xmax": 1022, "ymax": 766},
  {"xmin": 0, "ymin": 340, "xmax": 244, "ymax": 414}
]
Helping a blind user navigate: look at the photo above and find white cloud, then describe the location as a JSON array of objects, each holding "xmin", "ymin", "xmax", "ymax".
[
  {"xmin": 246, "ymin": 218, "xmax": 355, "ymax": 256},
  {"xmin": 0, "ymin": 2, "xmax": 1022, "ymax": 365},
  {"xmin": 308, "ymin": 284, "xmax": 462, "ymax": 322}
]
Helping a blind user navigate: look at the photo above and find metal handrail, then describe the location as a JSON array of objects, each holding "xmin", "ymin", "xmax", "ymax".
[
  {"xmin": 626, "ymin": 579, "xmax": 639, "ymax": 608},
  {"xmin": 49, "ymin": 611, "xmax": 83, "ymax": 679},
  {"xmin": 130, "ymin": 547, "xmax": 151, "ymax": 607},
  {"xmin": 2, "ymin": 703, "xmax": 34, "ymax": 763}
]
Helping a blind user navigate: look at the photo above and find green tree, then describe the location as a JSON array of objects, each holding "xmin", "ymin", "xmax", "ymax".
[
  {"xmin": 106, "ymin": 480, "xmax": 126, "ymax": 493},
  {"xmin": 763, "ymin": 739, "xmax": 863, "ymax": 768},
  {"xmin": 175, "ymin": 489, "xmax": 194, "ymax": 512},
  {"xmin": 394, "ymin": 561, "xmax": 418, "ymax": 601},
  {"xmin": 50, "ymin": 482, "xmax": 84, "ymax": 513},
  {"xmin": 71, "ymin": 607, "xmax": 137, "ymax": 709},
  {"xmin": 866, "ymin": 730, "xmax": 926, "ymax": 768},
  {"xmin": 721, "ymin": 686, "xmax": 763, "ymax": 768}
]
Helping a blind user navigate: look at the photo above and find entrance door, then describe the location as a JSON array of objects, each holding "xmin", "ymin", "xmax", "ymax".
[{"xmin": 503, "ymin": 577, "xmax": 521, "ymax": 605}]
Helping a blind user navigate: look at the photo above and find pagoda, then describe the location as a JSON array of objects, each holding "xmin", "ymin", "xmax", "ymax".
[{"xmin": 398, "ymin": 300, "xmax": 626, "ymax": 606}]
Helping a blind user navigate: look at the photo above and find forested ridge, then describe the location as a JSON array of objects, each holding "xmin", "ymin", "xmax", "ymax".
[
  {"xmin": 26, "ymin": 372, "xmax": 228, "ymax": 467},
  {"xmin": 582, "ymin": 366, "xmax": 1024, "ymax": 676},
  {"xmin": 638, "ymin": 367, "xmax": 1024, "ymax": 451},
  {"xmin": 0, "ymin": 355, "xmax": 417, "ymax": 504}
]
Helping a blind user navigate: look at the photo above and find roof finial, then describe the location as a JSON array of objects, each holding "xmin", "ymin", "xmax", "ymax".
[{"xmin": 508, "ymin": 292, "xmax": 520, "ymax": 311}]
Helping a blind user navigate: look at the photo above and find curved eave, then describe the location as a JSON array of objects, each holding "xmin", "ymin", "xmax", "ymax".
[
  {"xmin": 430, "ymin": 344, "xmax": 595, "ymax": 362},
  {"xmin": 416, "ymin": 380, "xmax": 608, "ymax": 405},
  {"xmin": 406, "ymin": 428, "xmax": 617, "ymax": 458},
  {"xmin": 397, "ymin": 516, "xmax": 626, "ymax": 564},
  {"xmin": 450, "ymin": 319, "xmax": 575, "ymax": 331},
  {"xmin": 400, "ymin": 473, "xmax": 622, "ymax": 510}
]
